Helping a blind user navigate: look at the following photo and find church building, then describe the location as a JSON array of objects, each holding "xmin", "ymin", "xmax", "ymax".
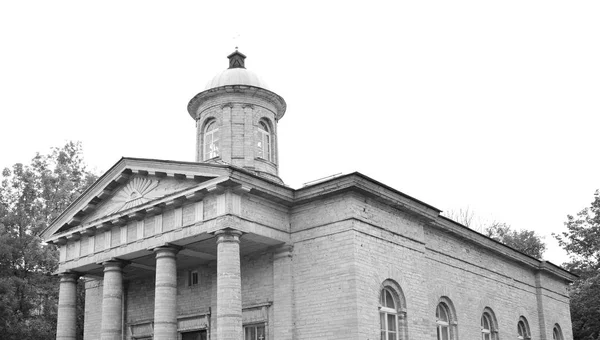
[{"xmin": 43, "ymin": 51, "xmax": 575, "ymax": 340}]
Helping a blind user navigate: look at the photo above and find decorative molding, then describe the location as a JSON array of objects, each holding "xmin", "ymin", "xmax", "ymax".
[{"xmin": 110, "ymin": 177, "xmax": 160, "ymax": 214}]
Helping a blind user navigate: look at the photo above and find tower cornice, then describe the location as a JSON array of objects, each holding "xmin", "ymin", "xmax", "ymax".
[{"xmin": 187, "ymin": 85, "xmax": 286, "ymax": 121}]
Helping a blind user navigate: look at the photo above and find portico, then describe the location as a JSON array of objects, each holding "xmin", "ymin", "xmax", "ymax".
[
  {"xmin": 47, "ymin": 158, "xmax": 293, "ymax": 340},
  {"xmin": 55, "ymin": 223, "xmax": 289, "ymax": 339}
]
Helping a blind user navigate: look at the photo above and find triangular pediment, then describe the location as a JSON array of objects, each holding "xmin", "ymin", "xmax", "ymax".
[
  {"xmin": 80, "ymin": 174, "xmax": 198, "ymax": 225},
  {"xmin": 42, "ymin": 157, "xmax": 233, "ymax": 240}
]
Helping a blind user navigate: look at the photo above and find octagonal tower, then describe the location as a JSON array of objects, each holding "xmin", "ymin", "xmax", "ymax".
[{"xmin": 187, "ymin": 50, "xmax": 287, "ymax": 184}]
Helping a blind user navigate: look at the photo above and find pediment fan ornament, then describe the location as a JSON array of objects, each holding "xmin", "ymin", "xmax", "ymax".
[{"xmin": 109, "ymin": 177, "xmax": 160, "ymax": 214}]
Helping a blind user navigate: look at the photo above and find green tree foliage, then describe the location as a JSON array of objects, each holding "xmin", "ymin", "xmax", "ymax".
[
  {"xmin": 0, "ymin": 142, "xmax": 97, "ymax": 340},
  {"xmin": 554, "ymin": 190, "xmax": 600, "ymax": 340},
  {"xmin": 484, "ymin": 223, "xmax": 546, "ymax": 259}
]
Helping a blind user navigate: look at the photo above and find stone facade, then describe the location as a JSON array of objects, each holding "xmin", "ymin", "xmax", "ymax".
[{"xmin": 43, "ymin": 51, "xmax": 575, "ymax": 340}]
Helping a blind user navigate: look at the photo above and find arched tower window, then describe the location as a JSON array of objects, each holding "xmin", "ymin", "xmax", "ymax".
[
  {"xmin": 203, "ymin": 120, "xmax": 219, "ymax": 160},
  {"xmin": 436, "ymin": 298, "xmax": 457, "ymax": 340},
  {"xmin": 517, "ymin": 316, "xmax": 531, "ymax": 340},
  {"xmin": 552, "ymin": 324, "xmax": 563, "ymax": 340},
  {"xmin": 481, "ymin": 308, "xmax": 498, "ymax": 340},
  {"xmin": 256, "ymin": 120, "xmax": 272, "ymax": 161}
]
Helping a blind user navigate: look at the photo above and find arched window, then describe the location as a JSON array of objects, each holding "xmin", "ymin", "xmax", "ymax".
[
  {"xmin": 481, "ymin": 308, "xmax": 497, "ymax": 340},
  {"xmin": 256, "ymin": 120, "xmax": 271, "ymax": 161},
  {"xmin": 436, "ymin": 298, "xmax": 456, "ymax": 340},
  {"xmin": 203, "ymin": 120, "xmax": 219, "ymax": 160},
  {"xmin": 380, "ymin": 287, "xmax": 399, "ymax": 340},
  {"xmin": 552, "ymin": 324, "xmax": 563, "ymax": 340},
  {"xmin": 517, "ymin": 317, "xmax": 530, "ymax": 340}
]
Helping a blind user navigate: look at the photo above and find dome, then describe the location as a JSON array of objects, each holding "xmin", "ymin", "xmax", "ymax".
[
  {"xmin": 203, "ymin": 50, "xmax": 270, "ymax": 91},
  {"xmin": 204, "ymin": 67, "xmax": 270, "ymax": 91},
  {"xmin": 188, "ymin": 50, "xmax": 286, "ymax": 120}
]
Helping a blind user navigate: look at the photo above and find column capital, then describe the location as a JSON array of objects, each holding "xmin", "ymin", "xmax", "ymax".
[
  {"xmin": 215, "ymin": 228, "xmax": 243, "ymax": 244},
  {"xmin": 101, "ymin": 259, "xmax": 128, "ymax": 273},
  {"xmin": 153, "ymin": 244, "xmax": 182, "ymax": 258},
  {"xmin": 58, "ymin": 271, "xmax": 80, "ymax": 282}
]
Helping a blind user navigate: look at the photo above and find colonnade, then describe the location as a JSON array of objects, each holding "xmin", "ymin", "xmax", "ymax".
[{"xmin": 55, "ymin": 229, "xmax": 244, "ymax": 340}]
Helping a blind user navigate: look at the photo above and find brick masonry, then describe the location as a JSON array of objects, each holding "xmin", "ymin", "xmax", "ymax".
[{"xmin": 76, "ymin": 186, "xmax": 573, "ymax": 340}]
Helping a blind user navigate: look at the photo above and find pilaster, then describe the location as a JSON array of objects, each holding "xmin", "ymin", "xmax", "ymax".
[
  {"xmin": 273, "ymin": 245, "xmax": 294, "ymax": 340},
  {"xmin": 535, "ymin": 271, "xmax": 548, "ymax": 340}
]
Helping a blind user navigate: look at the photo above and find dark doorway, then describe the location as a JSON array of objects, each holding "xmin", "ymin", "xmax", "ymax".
[{"xmin": 181, "ymin": 330, "xmax": 208, "ymax": 340}]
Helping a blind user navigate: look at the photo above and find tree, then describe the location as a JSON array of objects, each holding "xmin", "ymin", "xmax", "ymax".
[
  {"xmin": 443, "ymin": 207, "xmax": 477, "ymax": 230},
  {"xmin": 485, "ymin": 222, "xmax": 546, "ymax": 259},
  {"xmin": 0, "ymin": 142, "xmax": 97, "ymax": 340},
  {"xmin": 555, "ymin": 190, "xmax": 600, "ymax": 274},
  {"xmin": 444, "ymin": 208, "xmax": 547, "ymax": 259},
  {"xmin": 569, "ymin": 274, "xmax": 600, "ymax": 340},
  {"xmin": 554, "ymin": 190, "xmax": 600, "ymax": 340}
]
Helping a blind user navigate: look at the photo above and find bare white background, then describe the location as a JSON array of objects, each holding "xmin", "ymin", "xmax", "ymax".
[{"xmin": 1, "ymin": 1, "xmax": 599, "ymax": 265}]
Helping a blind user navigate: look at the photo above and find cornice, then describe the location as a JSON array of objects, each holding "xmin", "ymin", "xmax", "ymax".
[{"xmin": 187, "ymin": 85, "xmax": 286, "ymax": 121}]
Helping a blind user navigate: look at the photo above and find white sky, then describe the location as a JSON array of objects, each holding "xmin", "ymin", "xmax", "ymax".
[{"xmin": 1, "ymin": 1, "xmax": 599, "ymax": 266}]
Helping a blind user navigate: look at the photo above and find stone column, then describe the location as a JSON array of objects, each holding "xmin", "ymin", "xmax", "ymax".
[
  {"xmin": 100, "ymin": 260, "xmax": 124, "ymax": 340},
  {"xmin": 153, "ymin": 246, "xmax": 180, "ymax": 340},
  {"xmin": 56, "ymin": 272, "xmax": 79, "ymax": 340},
  {"xmin": 215, "ymin": 229, "xmax": 243, "ymax": 340},
  {"xmin": 273, "ymin": 245, "xmax": 294, "ymax": 340}
]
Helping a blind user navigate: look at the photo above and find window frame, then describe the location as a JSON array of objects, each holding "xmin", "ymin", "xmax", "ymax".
[
  {"xmin": 480, "ymin": 308, "xmax": 497, "ymax": 340},
  {"xmin": 188, "ymin": 270, "xmax": 199, "ymax": 287},
  {"xmin": 517, "ymin": 316, "xmax": 531, "ymax": 340},
  {"xmin": 380, "ymin": 287, "xmax": 399, "ymax": 340},
  {"xmin": 552, "ymin": 324, "xmax": 563, "ymax": 340},
  {"xmin": 379, "ymin": 281, "xmax": 407, "ymax": 340},
  {"xmin": 243, "ymin": 323, "xmax": 266, "ymax": 340},
  {"xmin": 203, "ymin": 120, "xmax": 220, "ymax": 161},
  {"xmin": 435, "ymin": 297, "xmax": 457, "ymax": 340},
  {"xmin": 256, "ymin": 120, "xmax": 272, "ymax": 162},
  {"xmin": 436, "ymin": 303, "xmax": 451, "ymax": 340},
  {"xmin": 180, "ymin": 329, "xmax": 207, "ymax": 340}
]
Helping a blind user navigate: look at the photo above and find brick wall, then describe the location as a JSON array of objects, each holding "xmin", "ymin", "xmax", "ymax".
[
  {"xmin": 81, "ymin": 188, "xmax": 572, "ymax": 340},
  {"xmin": 348, "ymin": 195, "xmax": 571, "ymax": 340},
  {"xmin": 292, "ymin": 223, "xmax": 358, "ymax": 339}
]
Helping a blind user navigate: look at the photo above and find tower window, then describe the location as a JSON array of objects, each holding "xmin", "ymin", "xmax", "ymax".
[
  {"xmin": 203, "ymin": 120, "xmax": 219, "ymax": 160},
  {"xmin": 256, "ymin": 121, "xmax": 271, "ymax": 161}
]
